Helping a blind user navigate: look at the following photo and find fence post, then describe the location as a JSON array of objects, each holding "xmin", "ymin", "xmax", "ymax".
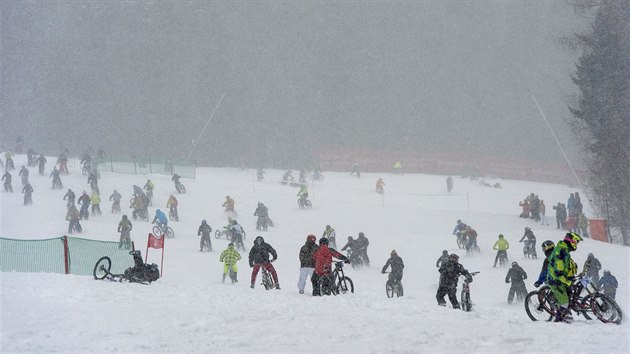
[
  {"xmin": 149, "ymin": 157, "xmax": 153, "ymax": 174},
  {"xmin": 110, "ymin": 155, "xmax": 114, "ymax": 172},
  {"xmin": 62, "ymin": 235, "xmax": 70, "ymax": 274}
]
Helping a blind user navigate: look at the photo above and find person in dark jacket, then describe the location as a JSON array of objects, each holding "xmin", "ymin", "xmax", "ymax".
[
  {"xmin": 37, "ymin": 154, "xmax": 47, "ymax": 175},
  {"xmin": 436, "ymin": 253, "xmax": 472, "ymax": 309},
  {"xmin": 50, "ymin": 166, "xmax": 63, "ymax": 189},
  {"xmin": 599, "ymin": 270, "xmax": 618, "ymax": 300},
  {"xmin": 2, "ymin": 171, "xmax": 12, "ymax": 192},
  {"xmin": 198, "ymin": 220, "xmax": 212, "ymax": 252},
  {"xmin": 78, "ymin": 191, "xmax": 90, "ymax": 220},
  {"xmin": 22, "ymin": 182, "xmax": 33, "ymax": 205},
  {"xmin": 248, "ymin": 236, "xmax": 279, "ymax": 289},
  {"xmin": 254, "ymin": 202, "xmax": 273, "ymax": 229},
  {"xmin": 534, "ymin": 240, "xmax": 556, "ymax": 287},
  {"xmin": 583, "ymin": 253, "xmax": 602, "ymax": 288},
  {"xmin": 297, "ymin": 234, "xmax": 318, "ymax": 294},
  {"xmin": 312, "ymin": 238, "xmax": 349, "ymax": 296},
  {"xmin": 505, "ymin": 261, "xmax": 528, "ymax": 304},
  {"xmin": 553, "ymin": 202, "xmax": 567, "ymax": 229},
  {"xmin": 381, "ymin": 250, "xmax": 404, "ymax": 295},
  {"xmin": 18, "ymin": 166, "xmax": 29, "ymax": 187},
  {"xmin": 436, "ymin": 250, "xmax": 449, "ymax": 268},
  {"xmin": 356, "ymin": 232, "xmax": 370, "ymax": 266},
  {"xmin": 63, "ymin": 188, "xmax": 76, "ymax": 207},
  {"xmin": 117, "ymin": 215, "xmax": 133, "ymax": 249},
  {"xmin": 66, "ymin": 206, "xmax": 82, "ymax": 233}
]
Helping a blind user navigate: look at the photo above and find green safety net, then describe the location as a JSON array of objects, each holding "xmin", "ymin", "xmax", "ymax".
[
  {"xmin": 0, "ymin": 237, "xmax": 66, "ymax": 273},
  {"xmin": 66, "ymin": 237, "xmax": 135, "ymax": 276}
]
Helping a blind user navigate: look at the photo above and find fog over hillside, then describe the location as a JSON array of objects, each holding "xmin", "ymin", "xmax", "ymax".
[{"xmin": 2, "ymin": 1, "xmax": 587, "ymax": 167}]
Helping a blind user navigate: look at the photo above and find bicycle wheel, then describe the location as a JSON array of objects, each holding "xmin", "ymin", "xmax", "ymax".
[
  {"xmin": 337, "ymin": 276, "xmax": 354, "ymax": 294},
  {"xmin": 397, "ymin": 283, "xmax": 404, "ymax": 297},
  {"xmin": 305, "ymin": 200, "xmax": 312, "ymax": 209},
  {"xmin": 93, "ymin": 256, "xmax": 111, "ymax": 280},
  {"xmin": 165, "ymin": 227, "xmax": 175, "ymax": 238},
  {"xmin": 215, "ymin": 230, "xmax": 221, "ymax": 239},
  {"xmin": 589, "ymin": 293, "xmax": 623, "ymax": 324},
  {"xmin": 261, "ymin": 270, "xmax": 274, "ymax": 290},
  {"xmin": 386, "ymin": 282, "xmax": 394, "ymax": 298},
  {"xmin": 524, "ymin": 290, "xmax": 553, "ymax": 321},
  {"xmin": 456, "ymin": 237, "xmax": 466, "ymax": 249},
  {"xmin": 152, "ymin": 226, "xmax": 162, "ymax": 236},
  {"xmin": 460, "ymin": 289, "xmax": 471, "ymax": 312},
  {"xmin": 180, "ymin": 184, "xmax": 186, "ymax": 193},
  {"xmin": 297, "ymin": 199, "xmax": 303, "ymax": 209}
]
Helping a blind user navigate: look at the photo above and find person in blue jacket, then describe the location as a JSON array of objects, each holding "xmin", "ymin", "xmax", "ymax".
[
  {"xmin": 152, "ymin": 209, "xmax": 168, "ymax": 229},
  {"xmin": 599, "ymin": 270, "xmax": 618, "ymax": 300},
  {"xmin": 534, "ymin": 240, "xmax": 555, "ymax": 287}
]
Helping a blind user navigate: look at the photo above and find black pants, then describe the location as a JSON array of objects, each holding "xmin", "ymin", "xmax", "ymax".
[
  {"xmin": 508, "ymin": 282, "xmax": 527, "ymax": 304},
  {"xmin": 436, "ymin": 285, "xmax": 459, "ymax": 308},
  {"xmin": 311, "ymin": 273, "xmax": 334, "ymax": 296}
]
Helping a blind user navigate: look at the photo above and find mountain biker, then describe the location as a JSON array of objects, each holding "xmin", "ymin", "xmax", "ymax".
[
  {"xmin": 534, "ymin": 240, "xmax": 556, "ymax": 288},
  {"xmin": 282, "ymin": 170, "xmax": 294, "ymax": 183},
  {"xmin": 4, "ymin": 151, "xmax": 15, "ymax": 171},
  {"xmin": 220, "ymin": 242, "xmax": 241, "ymax": 283},
  {"xmin": 22, "ymin": 182, "xmax": 33, "ymax": 205},
  {"xmin": 90, "ymin": 191, "xmax": 102, "ymax": 216},
  {"xmin": 356, "ymin": 232, "xmax": 370, "ymax": 266},
  {"xmin": 492, "ymin": 234, "xmax": 509, "ymax": 267},
  {"xmin": 66, "ymin": 205, "xmax": 82, "ymax": 233},
  {"xmin": 172, "ymin": 173, "xmax": 183, "ymax": 193},
  {"xmin": 297, "ymin": 184, "xmax": 309, "ymax": 204},
  {"xmin": 167, "ymin": 195, "xmax": 179, "ymax": 221},
  {"xmin": 152, "ymin": 209, "xmax": 168, "ymax": 230},
  {"xmin": 463, "ymin": 226, "xmax": 478, "ymax": 253},
  {"xmin": 436, "ymin": 250, "xmax": 449, "ymax": 268},
  {"xmin": 312, "ymin": 238, "xmax": 349, "ymax": 296},
  {"xmin": 254, "ymin": 202, "xmax": 271, "ymax": 229},
  {"xmin": 322, "ymin": 224, "xmax": 337, "ymax": 248},
  {"xmin": 229, "ymin": 220, "xmax": 245, "ymax": 251},
  {"xmin": 298, "ymin": 235, "xmax": 319, "ymax": 294},
  {"xmin": 132, "ymin": 185, "xmax": 145, "ymax": 198},
  {"xmin": 341, "ymin": 236, "xmax": 360, "ymax": 263},
  {"xmin": 376, "ymin": 178, "xmax": 385, "ymax": 193},
  {"xmin": 583, "ymin": 253, "xmax": 602, "ymax": 288},
  {"xmin": 57, "ymin": 151, "xmax": 69, "ymax": 174},
  {"xmin": 144, "ymin": 179, "xmax": 154, "ymax": 201},
  {"xmin": 78, "ymin": 191, "xmax": 91, "ymax": 220},
  {"xmin": 381, "ymin": 250, "xmax": 404, "ymax": 294},
  {"xmin": 436, "ymin": 253, "xmax": 472, "ymax": 309},
  {"xmin": 249, "ymin": 236, "xmax": 280, "ymax": 290},
  {"xmin": 109, "ymin": 189, "xmax": 122, "ymax": 213},
  {"xmin": 505, "ymin": 261, "xmax": 528, "ymax": 304},
  {"xmin": 37, "ymin": 154, "xmax": 46, "ymax": 175},
  {"xmin": 223, "ymin": 195, "xmax": 235, "ymax": 212},
  {"xmin": 546, "ymin": 232, "xmax": 583, "ymax": 322},
  {"xmin": 519, "ymin": 227, "xmax": 537, "ymax": 257},
  {"xmin": 599, "ymin": 270, "xmax": 618, "ymax": 300},
  {"xmin": 18, "ymin": 166, "xmax": 29, "ymax": 187},
  {"xmin": 50, "ymin": 166, "xmax": 63, "ymax": 189},
  {"xmin": 63, "ymin": 188, "xmax": 75, "ymax": 207},
  {"xmin": 198, "ymin": 220, "xmax": 212, "ymax": 252},
  {"xmin": 2, "ymin": 171, "xmax": 12, "ymax": 192},
  {"xmin": 117, "ymin": 215, "xmax": 133, "ymax": 249},
  {"xmin": 452, "ymin": 219, "xmax": 467, "ymax": 238}
]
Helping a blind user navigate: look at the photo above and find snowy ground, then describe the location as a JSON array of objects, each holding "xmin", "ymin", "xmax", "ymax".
[{"xmin": 1, "ymin": 154, "xmax": 629, "ymax": 353}]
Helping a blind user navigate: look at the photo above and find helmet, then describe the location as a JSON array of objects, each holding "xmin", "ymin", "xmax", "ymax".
[
  {"xmin": 326, "ymin": 225, "xmax": 331, "ymax": 229},
  {"xmin": 442, "ymin": 250, "xmax": 448, "ymax": 255},
  {"xmin": 391, "ymin": 250, "xmax": 397, "ymax": 257},
  {"xmin": 449, "ymin": 254, "xmax": 459, "ymax": 261},
  {"xmin": 156, "ymin": 209, "xmax": 161, "ymax": 213},
  {"xmin": 319, "ymin": 238, "xmax": 329, "ymax": 245},
  {"xmin": 307, "ymin": 234, "xmax": 316, "ymax": 243},
  {"xmin": 603, "ymin": 269, "xmax": 611, "ymax": 275},
  {"xmin": 254, "ymin": 236, "xmax": 264, "ymax": 245},
  {"xmin": 228, "ymin": 242, "xmax": 234, "ymax": 247},
  {"xmin": 122, "ymin": 215, "xmax": 128, "ymax": 219},
  {"xmin": 358, "ymin": 232, "xmax": 365, "ymax": 237},
  {"xmin": 226, "ymin": 195, "xmax": 230, "ymax": 199},
  {"xmin": 457, "ymin": 219, "xmax": 462, "ymax": 224},
  {"xmin": 202, "ymin": 219, "xmax": 207, "ymax": 225},
  {"xmin": 512, "ymin": 262, "xmax": 518, "ymax": 267},
  {"xmin": 347, "ymin": 236, "xmax": 354, "ymax": 241},
  {"xmin": 564, "ymin": 232, "xmax": 583, "ymax": 251},
  {"xmin": 588, "ymin": 253, "xmax": 594, "ymax": 258},
  {"xmin": 525, "ymin": 227, "xmax": 531, "ymax": 231},
  {"xmin": 541, "ymin": 240, "xmax": 555, "ymax": 256},
  {"xmin": 498, "ymin": 234, "xmax": 504, "ymax": 238}
]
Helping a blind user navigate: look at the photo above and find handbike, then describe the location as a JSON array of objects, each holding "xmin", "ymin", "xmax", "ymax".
[
  {"xmin": 93, "ymin": 250, "xmax": 160, "ymax": 284},
  {"xmin": 460, "ymin": 271, "xmax": 479, "ymax": 312}
]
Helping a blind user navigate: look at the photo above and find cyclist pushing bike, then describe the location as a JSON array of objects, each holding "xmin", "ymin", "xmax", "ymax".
[
  {"xmin": 381, "ymin": 250, "xmax": 404, "ymax": 296},
  {"xmin": 546, "ymin": 232, "xmax": 583, "ymax": 322},
  {"xmin": 248, "ymin": 236, "xmax": 280, "ymax": 290},
  {"xmin": 312, "ymin": 238, "xmax": 349, "ymax": 296},
  {"xmin": 436, "ymin": 253, "xmax": 472, "ymax": 309}
]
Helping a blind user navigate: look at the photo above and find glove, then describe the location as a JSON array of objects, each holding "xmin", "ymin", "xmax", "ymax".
[
  {"xmin": 249, "ymin": 262, "xmax": 253, "ymax": 268},
  {"xmin": 505, "ymin": 279, "xmax": 510, "ymax": 284},
  {"xmin": 534, "ymin": 281, "xmax": 541, "ymax": 288},
  {"xmin": 345, "ymin": 259, "xmax": 351, "ymax": 264},
  {"xmin": 381, "ymin": 271, "xmax": 386, "ymax": 274},
  {"xmin": 270, "ymin": 259, "xmax": 276, "ymax": 263}
]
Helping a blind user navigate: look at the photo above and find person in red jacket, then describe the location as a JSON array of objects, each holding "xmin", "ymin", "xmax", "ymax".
[{"xmin": 311, "ymin": 238, "xmax": 349, "ymax": 296}]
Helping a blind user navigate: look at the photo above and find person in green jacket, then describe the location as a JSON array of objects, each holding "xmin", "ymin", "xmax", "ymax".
[
  {"xmin": 493, "ymin": 234, "xmax": 510, "ymax": 267},
  {"xmin": 90, "ymin": 191, "xmax": 101, "ymax": 216},
  {"xmin": 220, "ymin": 243, "xmax": 241, "ymax": 284},
  {"xmin": 546, "ymin": 232, "xmax": 583, "ymax": 322}
]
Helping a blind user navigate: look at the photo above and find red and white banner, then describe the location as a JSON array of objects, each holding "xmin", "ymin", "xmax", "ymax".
[{"xmin": 146, "ymin": 233, "xmax": 165, "ymax": 277}]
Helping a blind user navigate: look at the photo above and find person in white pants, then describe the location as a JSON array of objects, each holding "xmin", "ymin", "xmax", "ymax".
[{"xmin": 297, "ymin": 235, "xmax": 318, "ymax": 294}]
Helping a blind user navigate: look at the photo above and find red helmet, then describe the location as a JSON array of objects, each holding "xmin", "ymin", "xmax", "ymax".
[{"xmin": 307, "ymin": 234, "xmax": 316, "ymax": 243}]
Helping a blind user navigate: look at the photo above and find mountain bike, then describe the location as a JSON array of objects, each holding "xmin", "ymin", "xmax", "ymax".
[
  {"xmin": 524, "ymin": 286, "xmax": 554, "ymax": 321},
  {"xmin": 384, "ymin": 272, "xmax": 403, "ymax": 298},
  {"xmin": 460, "ymin": 271, "xmax": 479, "ymax": 312},
  {"xmin": 258, "ymin": 263, "xmax": 277, "ymax": 290},
  {"xmin": 256, "ymin": 216, "xmax": 268, "ymax": 231},
  {"xmin": 152, "ymin": 223, "xmax": 175, "ymax": 238},
  {"xmin": 93, "ymin": 250, "xmax": 159, "ymax": 284},
  {"xmin": 297, "ymin": 197, "xmax": 312, "ymax": 209},
  {"xmin": 215, "ymin": 228, "xmax": 246, "ymax": 241},
  {"xmin": 169, "ymin": 206, "xmax": 179, "ymax": 222},
  {"xmin": 456, "ymin": 233, "xmax": 467, "ymax": 249},
  {"xmin": 532, "ymin": 275, "xmax": 622, "ymax": 324},
  {"xmin": 521, "ymin": 240, "xmax": 537, "ymax": 259},
  {"xmin": 318, "ymin": 261, "xmax": 354, "ymax": 296},
  {"xmin": 175, "ymin": 181, "xmax": 186, "ymax": 194},
  {"xmin": 495, "ymin": 251, "xmax": 508, "ymax": 267}
]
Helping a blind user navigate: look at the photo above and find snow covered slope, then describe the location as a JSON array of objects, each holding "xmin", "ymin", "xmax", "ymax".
[{"xmin": 1, "ymin": 155, "xmax": 628, "ymax": 353}]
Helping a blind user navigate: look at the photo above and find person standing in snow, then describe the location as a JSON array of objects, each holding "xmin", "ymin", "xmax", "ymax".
[
  {"xmin": 297, "ymin": 234, "xmax": 318, "ymax": 294},
  {"xmin": 220, "ymin": 243, "xmax": 241, "ymax": 283},
  {"xmin": 249, "ymin": 236, "xmax": 280, "ymax": 289},
  {"xmin": 436, "ymin": 253, "xmax": 472, "ymax": 309},
  {"xmin": 505, "ymin": 261, "xmax": 528, "ymax": 304}
]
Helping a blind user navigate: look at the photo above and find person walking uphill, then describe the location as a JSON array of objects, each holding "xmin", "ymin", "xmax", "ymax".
[
  {"xmin": 297, "ymin": 235, "xmax": 319, "ymax": 294},
  {"xmin": 219, "ymin": 243, "xmax": 241, "ymax": 284},
  {"xmin": 249, "ymin": 236, "xmax": 280, "ymax": 289},
  {"xmin": 505, "ymin": 261, "xmax": 528, "ymax": 304},
  {"xmin": 436, "ymin": 254, "xmax": 472, "ymax": 309},
  {"xmin": 493, "ymin": 234, "xmax": 509, "ymax": 267}
]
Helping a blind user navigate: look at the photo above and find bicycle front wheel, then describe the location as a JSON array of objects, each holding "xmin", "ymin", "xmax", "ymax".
[
  {"xmin": 460, "ymin": 289, "xmax": 471, "ymax": 312},
  {"xmin": 589, "ymin": 293, "xmax": 623, "ymax": 324},
  {"xmin": 386, "ymin": 282, "xmax": 394, "ymax": 298},
  {"xmin": 93, "ymin": 256, "xmax": 111, "ymax": 280},
  {"xmin": 165, "ymin": 227, "xmax": 175, "ymax": 238},
  {"xmin": 151, "ymin": 225, "xmax": 162, "ymax": 236},
  {"xmin": 337, "ymin": 276, "xmax": 354, "ymax": 294}
]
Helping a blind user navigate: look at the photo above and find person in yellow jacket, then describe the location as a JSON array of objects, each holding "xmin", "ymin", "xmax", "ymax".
[
  {"xmin": 220, "ymin": 242, "xmax": 241, "ymax": 284},
  {"xmin": 90, "ymin": 191, "xmax": 102, "ymax": 216},
  {"xmin": 493, "ymin": 234, "xmax": 509, "ymax": 267}
]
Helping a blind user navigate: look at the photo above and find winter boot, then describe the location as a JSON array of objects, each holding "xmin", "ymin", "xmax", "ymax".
[
  {"xmin": 275, "ymin": 284, "xmax": 281, "ymax": 290},
  {"xmin": 222, "ymin": 273, "xmax": 226, "ymax": 283}
]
